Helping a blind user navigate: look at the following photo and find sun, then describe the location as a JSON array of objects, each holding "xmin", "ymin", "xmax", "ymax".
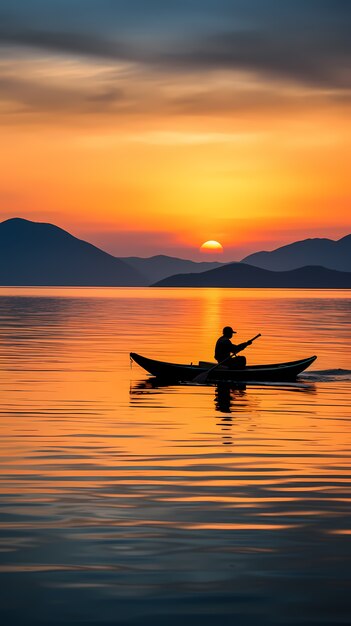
[{"xmin": 200, "ymin": 240, "xmax": 224, "ymax": 254}]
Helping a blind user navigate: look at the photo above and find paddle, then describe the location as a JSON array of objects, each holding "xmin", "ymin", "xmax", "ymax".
[{"xmin": 193, "ymin": 333, "xmax": 261, "ymax": 384}]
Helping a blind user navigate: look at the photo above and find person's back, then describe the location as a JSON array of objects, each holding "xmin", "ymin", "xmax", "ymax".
[
  {"xmin": 214, "ymin": 326, "xmax": 251, "ymax": 368},
  {"xmin": 214, "ymin": 335, "xmax": 233, "ymax": 362}
]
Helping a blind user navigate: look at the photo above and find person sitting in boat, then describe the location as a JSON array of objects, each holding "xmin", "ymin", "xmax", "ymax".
[{"xmin": 214, "ymin": 326, "xmax": 252, "ymax": 368}]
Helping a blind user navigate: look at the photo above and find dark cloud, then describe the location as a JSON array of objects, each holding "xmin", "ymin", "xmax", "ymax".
[
  {"xmin": 0, "ymin": 24, "xmax": 129, "ymax": 61},
  {"xmin": 162, "ymin": 28, "xmax": 351, "ymax": 89},
  {"xmin": 0, "ymin": 0, "xmax": 351, "ymax": 120}
]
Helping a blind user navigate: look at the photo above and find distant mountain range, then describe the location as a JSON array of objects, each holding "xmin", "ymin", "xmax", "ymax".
[
  {"xmin": 153, "ymin": 263, "xmax": 351, "ymax": 288},
  {"xmin": 0, "ymin": 217, "xmax": 350, "ymax": 288},
  {"xmin": 242, "ymin": 234, "xmax": 351, "ymax": 272},
  {"xmin": 121, "ymin": 255, "xmax": 223, "ymax": 284},
  {"xmin": 0, "ymin": 218, "xmax": 224, "ymax": 286}
]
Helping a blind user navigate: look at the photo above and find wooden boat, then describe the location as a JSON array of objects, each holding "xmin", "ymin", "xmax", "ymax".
[{"xmin": 130, "ymin": 352, "xmax": 317, "ymax": 383}]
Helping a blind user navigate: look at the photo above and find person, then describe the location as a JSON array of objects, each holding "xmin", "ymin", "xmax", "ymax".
[{"xmin": 214, "ymin": 326, "xmax": 252, "ymax": 368}]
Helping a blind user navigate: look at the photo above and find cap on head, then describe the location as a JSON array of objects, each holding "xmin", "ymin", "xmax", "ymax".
[{"xmin": 223, "ymin": 326, "xmax": 236, "ymax": 337}]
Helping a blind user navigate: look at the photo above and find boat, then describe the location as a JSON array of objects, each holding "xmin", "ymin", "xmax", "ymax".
[{"xmin": 130, "ymin": 352, "xmax": 317, "ymax": 383}]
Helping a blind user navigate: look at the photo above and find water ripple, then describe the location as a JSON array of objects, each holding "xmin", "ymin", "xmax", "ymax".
[{"xmin": 0, "ymin": 288, "xmax": 350, "ymax": 625}]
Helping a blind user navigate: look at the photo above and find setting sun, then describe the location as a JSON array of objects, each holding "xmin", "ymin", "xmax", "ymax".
[{"xmin": 200, "ymin": 240, "xmax": 224, "ymax": 254}]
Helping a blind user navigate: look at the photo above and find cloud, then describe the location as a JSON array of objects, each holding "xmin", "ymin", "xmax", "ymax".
[
  {"xmin": 162, "ymin": 30, "xmax": 351, "ymax": 89},
  {"xmin": 0, "ymin": 53, "xmax": 128, "ymax": 116},
  {"xmin": 0, "ymin": 48, "xmax": 346, "ymax": 125},
  {"xmin": 0, "ymin": 26, "xmax": 129, "ymax": 62},
  {"xmin": 0, "ymin": 75, "xmax": 121, "ymax": 113},
  {"xmin": 0, "ymin": 1, "xmax": 350, "ymax": 90},
  {"xmin": 0, "ymin": 1, "xmax": 350, "ymax": 124}
]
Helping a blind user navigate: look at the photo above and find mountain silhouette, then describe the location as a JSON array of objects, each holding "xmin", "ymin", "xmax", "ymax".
[
  {"xmin": 153, "ymin": 262, "xmax": 351, "ymax": 288},
  {"xmin": 0, "ymin": 218, "xmax": 144, "ymax": 286},
  {"xmin": 242, "ymin": 234, "xmax": 351, "ymax": 272},
  {"xmin": 121, "ymin": 255, "xmax": 224, "ymax": 284},
  {"xmin": 1, "ymin": 218, "xmax": 350, "ymax": 288}
]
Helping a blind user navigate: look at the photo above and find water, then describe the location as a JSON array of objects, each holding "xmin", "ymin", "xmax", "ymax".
[{"xmin": 0, "ymin": 288, "xmax": 350, "ymax": 626}]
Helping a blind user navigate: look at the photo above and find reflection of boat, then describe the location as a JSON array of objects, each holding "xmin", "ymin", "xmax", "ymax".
[
  {"xmin": 130, "ymin": 353, "xmax": 317, "ymax": 383},
  {"xmin": 215, "ymin": 383, "xmax": 246, "ymax": 413}
]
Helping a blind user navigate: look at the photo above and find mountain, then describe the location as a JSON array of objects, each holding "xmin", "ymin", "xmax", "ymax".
[
  {"xmin": 153, "ymin": 262, "xmax": 351, "ymax": 288},
  {"xmin": 121, "ymin": 255, "xmax": 224, "ymax": 284},
  {"xmin": 2, "ymin": 217, "xmax": 350, "ymax": 288},
  {"xmin": 0, "ymin": 218, "xmax": 144, "ymax": 286},
  {"xmin": 241, "ymin": 234, "xmax": 351, "ymax": 272}
]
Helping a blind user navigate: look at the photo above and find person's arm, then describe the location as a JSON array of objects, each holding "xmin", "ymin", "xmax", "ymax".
[{"xmin": 230, "ymin": 340, "xmax": 252, "ymax": 354}]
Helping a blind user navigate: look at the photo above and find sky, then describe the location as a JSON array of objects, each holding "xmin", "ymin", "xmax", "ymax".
[{"xmin": 0, "ymin": 0, "xmax": 350, "ymax": 260}]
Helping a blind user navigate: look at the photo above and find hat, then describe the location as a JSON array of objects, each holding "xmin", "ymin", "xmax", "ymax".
[{"xmin": 223, "ymin": 326, "xmax": 236, "ymax": 336}]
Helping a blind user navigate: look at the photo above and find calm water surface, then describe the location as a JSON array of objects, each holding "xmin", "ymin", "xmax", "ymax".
[{"xmin": 0, "ymin": 288, "xmax": 350, "ymax": 626}]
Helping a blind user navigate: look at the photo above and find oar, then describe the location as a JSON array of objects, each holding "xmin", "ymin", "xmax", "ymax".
[{"xmin": 193, "ymin": 333, "xmax": 261, "ymax": 384}]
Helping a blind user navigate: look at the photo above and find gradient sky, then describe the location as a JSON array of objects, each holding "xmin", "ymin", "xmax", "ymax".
[{"xmin": 0, "ymin": 0, "xmax": 350, "ymax": 260}]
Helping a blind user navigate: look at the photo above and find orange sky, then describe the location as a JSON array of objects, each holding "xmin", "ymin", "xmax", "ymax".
[{"xmin": 1, "ymin": 7, "xmax": 351, "ymax": 259}]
